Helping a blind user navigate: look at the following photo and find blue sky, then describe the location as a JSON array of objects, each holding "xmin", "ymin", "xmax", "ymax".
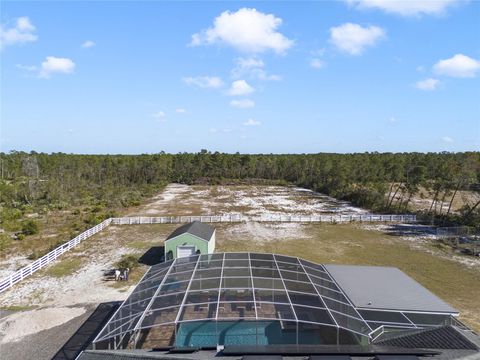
[{"xmin": 1, "ymin": 0, "xmax": 479, "ymax": 154}]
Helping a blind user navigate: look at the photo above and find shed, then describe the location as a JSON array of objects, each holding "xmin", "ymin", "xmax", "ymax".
[{"xmin": 164, "ymin": 221, "xmax": 215, "ymax": 260}]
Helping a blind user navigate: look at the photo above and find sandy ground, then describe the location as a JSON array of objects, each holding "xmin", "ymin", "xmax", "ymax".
[
  {"xmin": 0, "ymin": 226, "xmax": 142, "ymax": 358},
  {"xmin": 133, "ymin": 184, "xmax": 369, "ymax": 217},
  {"xmin": 131, "ymin": 184, "xmax": 368, "ymax": 246},
  {"xmin": 223, "ymin": 221, "xmax": 312, "ymax": 242},
  {"xmin": 0, "ymin": 255, "xmax": 32, "ymax": 280}
]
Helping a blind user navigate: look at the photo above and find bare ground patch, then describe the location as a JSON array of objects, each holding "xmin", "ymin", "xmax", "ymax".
[{"xmin": 130, "ymin": 184, "xmax": 369, "ymax": 217}]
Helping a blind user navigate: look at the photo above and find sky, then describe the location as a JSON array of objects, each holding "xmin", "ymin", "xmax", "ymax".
[{"xmin": 1, "ymin": 0, "xmax": 479, "ymax": 154}]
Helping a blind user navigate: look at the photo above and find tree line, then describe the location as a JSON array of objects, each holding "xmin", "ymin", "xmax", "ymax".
[{"xmin": 1, "ymin": 151, "xmax": 479, "ymax": 228}]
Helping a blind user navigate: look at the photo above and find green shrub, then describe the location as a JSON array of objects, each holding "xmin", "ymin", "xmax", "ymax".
[
  {"xmin": 71, "ymin": 221, "xmax": 82, "ymax": 231},
  {"xmin": 21, "ymin": 220, "xmax": 39, "ymax": 235},
  {"xmin": 0, "ymin": 233, "xmax": 12, "ymax": 251},
  {"xmin": 84, "ymin": 213, "xmax": 102, "ymax": 226},
  {"xmin": 91, "ymin": 204, "xmax": 105, "ymax": 213},
  {"xmin": 0, "ymin": 208, "xmax": 23, "ymax": 221},
  {"xmin": 115, "ymin": 254, "xmax": 139, "ymax": 270}
]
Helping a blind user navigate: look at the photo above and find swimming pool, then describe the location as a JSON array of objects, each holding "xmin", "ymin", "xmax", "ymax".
[{"xmin": 175, "ymin": 320, "xmax": 332, "ymax": 347}]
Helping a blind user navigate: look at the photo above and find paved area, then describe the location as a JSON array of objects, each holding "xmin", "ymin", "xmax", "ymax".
[{"xmin": 1, "ymin": 302, "xmax": 119, "ymax": 360}]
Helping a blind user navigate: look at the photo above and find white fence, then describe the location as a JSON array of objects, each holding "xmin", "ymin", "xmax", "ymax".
[
  {"xmin": 0, "ymin": 219, "xmax": 112, "ymax": 293},
  {"xmin": 0, "ymin": 213, "xmax": 416, "ymax": 293},
  {"xmin": 254, "ymin": 214, "xmax": 416, "ymax": 223},
  {"xmin": 110, "ymin": 214, "xmax": 243, "ymax": 225},
  {"xmin": 110, "ymin": 214, "xmax": 416, "ymax": 225}
]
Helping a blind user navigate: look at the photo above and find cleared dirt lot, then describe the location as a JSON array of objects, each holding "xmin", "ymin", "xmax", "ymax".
[
  {"xmin": 0, "ymin": 184, "xmax": 479, "ymax": 360},
  {"xmin": 131, "ymin": 184, "xmax": 369, "ymax": 216}
]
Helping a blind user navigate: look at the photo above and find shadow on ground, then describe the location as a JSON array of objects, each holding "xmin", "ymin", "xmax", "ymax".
[
  {"xmin": 52, "ymin": 302, "xmax": 120, "ymax": 360},
  {"xmin": 138, "ymin": 246, "xmax": 165, "ymax": 266},
  {"xmin": 382, "ymin": 224, "xmax": 436, "ymax": 237}
]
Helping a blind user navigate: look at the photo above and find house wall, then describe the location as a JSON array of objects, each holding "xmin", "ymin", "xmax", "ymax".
[
  {"xmin": 208, "ymin": 230, "xmax": 216, "ymax": 254},
  {"xmin": 165, "ymin": 233, "xmax": 209, "ymax": 259}
]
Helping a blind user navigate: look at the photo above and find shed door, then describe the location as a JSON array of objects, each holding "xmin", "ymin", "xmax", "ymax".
[{"xmin": 177, "ymin": 245, "xmax": 196, "ymax": 258}]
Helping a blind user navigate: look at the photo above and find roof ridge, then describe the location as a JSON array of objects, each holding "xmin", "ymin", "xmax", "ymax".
[{"xmin": 165, "ymin": 221, "xmax": 214, "ymax": 241}]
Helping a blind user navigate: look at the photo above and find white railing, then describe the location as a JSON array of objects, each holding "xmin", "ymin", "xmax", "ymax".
[
  {"xmin": 0, "ymin": 219, "xmax": 112, "ymax": 293},
  {"xmin": 253, "ymin": 214, "xmax": 416, "ymax": 223},
  {"xmin": 110, "ymin": 214, "xmax": 244, "ymax": 225},
  {"xmin": 0, "ymin": 213, "xmax": 415, "ymax": 293},
  {"xmin": 110, "ymin": 214, "xmax": 416, "ymax": 225}
]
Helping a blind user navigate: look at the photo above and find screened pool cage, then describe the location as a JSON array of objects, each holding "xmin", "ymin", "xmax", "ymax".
[{"xmin": 93, "ymin": 253, "xmax": 459, "ymax": 350}]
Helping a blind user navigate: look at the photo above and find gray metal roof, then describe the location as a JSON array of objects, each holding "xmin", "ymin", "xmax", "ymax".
[
  {"xmin": 165, "ymin": 221, "xmax": 215, "ymax": 242},
  {"xmin": 375, "ymin": 325, "xmax": 479, "ymax": 350},
  {"xmin": 324, "ymin": 265, "xmax": 458, "ymax": 313}
]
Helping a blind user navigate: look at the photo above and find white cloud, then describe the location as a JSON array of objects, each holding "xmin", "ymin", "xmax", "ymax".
[
  {"xmin": 442, "ymin": 136, "xmax": 454, "ymax": 143},
  {"xmin": 0, "ymin": 16, "xmax": 37, "ymax": 49},
  {"xmin": 243, "ymin": 118, "xmax": 261, "ymax": 126},
  {"xmin": 152, "ymin": 111, "xmax": 166, "ymax": 121},
  {"xmin": 81, "ymin": 40, "xmax": 95, "ymax": 48},
  {"xmin": 415, "ymin": 78, "xmax": 440, "ymax": 91},
  {"xmin": 176, "ymin": 108, "xmax": 187, "ymax": 114},
  {"xmin": 231, "ymin": 57, "xmax": 263, "ymax": 78},
  {"xmin": 389, "ymin": 116, "xmax": 397, "ymax": 123},
  {"xmin": 228, "ymin": 80, "xmax": 255, "ymax": 96},
  {"xmin": 433, "ymin": 54, "xmax": 480, "ymax": 78},
  {"xmin": 39, "ymin": 56, "xmax": 75, "ymax": 78},
  {"xmin": 230, "ymin": 99, "xmax": 255, "ymax": 108},
  {"xmin": 260, "ymin": 73, "xmax": 282, "ymax": 81},
  {"xmin": 16, "ymin": 64, "xmax": 37, "ymax": 72},
  {"xmin": 329, "ymin": 23, "xmax": 385, "ymax": 55},
  {"xmin": 231, "ymin": 57, "xmax": 281, "ymax": 81},
  {"xmin": 17, "ymin": 17, "xmax": 35, "ymax": 32},
  {"xmin": 346, "ymin": 0, "xmax": 461, "ymax": 17},
  {"xmin": 310, "ymin": 58, "xmax": 325, "ymax": 69},
  {"xmin": 210, "ymin": 128, "xmax": 232, "ymax": 133},
  {"xmin": 183, "ymin": 76, "xmax": 224, "ymax": 88},
  {"xmin": 190, "ymin": 8, "xmax": 293, "ymax": 54}
]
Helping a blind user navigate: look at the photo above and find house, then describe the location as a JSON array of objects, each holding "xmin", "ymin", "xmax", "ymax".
[
  {"xmin": 91, "ymin": 252, "xmax": 480, "ymax": 357},
  {"xmin": 164, "ymin": 221, "xmax": 215, "ymax": 260}
]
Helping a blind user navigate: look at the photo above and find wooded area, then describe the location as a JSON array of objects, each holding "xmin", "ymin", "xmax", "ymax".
[{"xmin": 1, "ymin": 151, "xmax": 479, "ymax": 244}]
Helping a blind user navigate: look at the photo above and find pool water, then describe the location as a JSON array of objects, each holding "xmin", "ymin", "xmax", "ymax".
[{"xmin": 175, "ymin": 321, "xmax": 324, "ymax": 347}]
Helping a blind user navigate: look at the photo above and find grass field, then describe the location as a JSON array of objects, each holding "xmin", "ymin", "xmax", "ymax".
[{"xmin": 44, "ymin": 257, "xmax": 86, "ymax": 278}]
